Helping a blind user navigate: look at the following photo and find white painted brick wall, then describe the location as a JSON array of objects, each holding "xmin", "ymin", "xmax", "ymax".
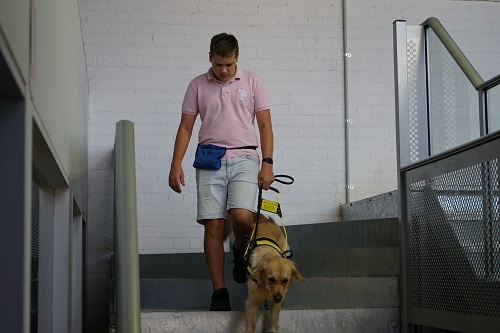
[
  {"xmin": 79, "ymin": 1, "xmax": 500, "ymax": 328},
  {"xmin": 80, "ymin": 0, "xmax": 349, "ymax": 258},
  {"xmin": 80, "ymin": 0, "xmax": 500, "ymax": 253}
]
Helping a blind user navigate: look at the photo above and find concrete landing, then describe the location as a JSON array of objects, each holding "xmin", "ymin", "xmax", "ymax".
[{"xmin": 141, "ymin": 308, "xmax": 400, "ymax": 333}]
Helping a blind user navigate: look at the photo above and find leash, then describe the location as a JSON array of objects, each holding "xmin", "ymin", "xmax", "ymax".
[{"xmin": 244, "ymin": 175, "xmax": 294, "ymax": 275}]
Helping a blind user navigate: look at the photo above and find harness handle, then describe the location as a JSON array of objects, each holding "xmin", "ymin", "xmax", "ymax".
[
  {"xmin": 268, "ymin": 175, "xmax": 294, "ymax": 193},
  {"xmin": 274, "ymin": 174, "xmax": 294, "ymax": 185}
]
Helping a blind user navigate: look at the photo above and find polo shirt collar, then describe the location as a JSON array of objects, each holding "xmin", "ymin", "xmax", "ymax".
[{"xmin": 207, "ymin": 67, "xmax": 241, "ymax": 83}]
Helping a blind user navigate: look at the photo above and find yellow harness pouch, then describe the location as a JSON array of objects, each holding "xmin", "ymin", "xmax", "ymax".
[{"xmin": 260, "ymin": 199, "xmax": 280, "ymax": 214}]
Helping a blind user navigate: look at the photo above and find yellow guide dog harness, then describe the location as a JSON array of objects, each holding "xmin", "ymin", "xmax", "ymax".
[{"xmin": 244, "ymin": 175, "xmax": 294, "ymax": 276}]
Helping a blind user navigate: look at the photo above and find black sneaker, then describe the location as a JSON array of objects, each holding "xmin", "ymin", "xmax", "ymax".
[
  {"xmin": 232, "ymin": 244, "xmax": 247, "ymax": 283},
  {"xmin": 210, "ymin": 288, "xmax": 231, "ymax": 311}
]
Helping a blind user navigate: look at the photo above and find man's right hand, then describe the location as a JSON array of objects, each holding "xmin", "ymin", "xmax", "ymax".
[
  {"xmin": 169, "ymin": 164, "xmax": 185, "ymax": 193},
  {"xmin": 168, "ymin": 113, "xmax": 196, "ymax": 193}
]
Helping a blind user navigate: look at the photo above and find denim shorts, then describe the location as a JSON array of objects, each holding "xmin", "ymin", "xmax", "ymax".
[{"xmin": 196, "ymin": 155, "xmax": 259, "ymax": 223}]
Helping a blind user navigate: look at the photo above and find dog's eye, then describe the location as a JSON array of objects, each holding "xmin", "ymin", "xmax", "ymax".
[
  {"xmin": 282, "ymin": 278, "xmax": 289, "ymax": 284},
  {"xmin": 269, "ymin": 277, "xmax": 276, "ymax": 284}
]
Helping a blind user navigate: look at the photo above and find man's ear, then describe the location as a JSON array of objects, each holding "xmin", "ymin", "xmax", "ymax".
[{"xmin": 208, "ymin": 52, "xmax": 212, "ymax": 62}]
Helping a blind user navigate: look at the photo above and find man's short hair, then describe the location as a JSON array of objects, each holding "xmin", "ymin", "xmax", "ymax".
[{"xmin": 210, "ymin": 33, "xmax": 239, "ymax": 58}]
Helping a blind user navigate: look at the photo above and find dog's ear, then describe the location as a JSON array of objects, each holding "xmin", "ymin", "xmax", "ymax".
[
  {"xmin": 249, "ymin": 265, "xmax": 267, "ymax": 288},
  {"xmin": 291, "ymin": 263, "xmax": 305, "ymax": 283}
]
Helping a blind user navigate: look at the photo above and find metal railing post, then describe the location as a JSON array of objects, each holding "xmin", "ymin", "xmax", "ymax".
[
  {"xmin": 394, "ymin": 20, "xmax": 410, "ymax": 168},
  {"xmin": 393, "ymin": 19, "xmax": 411, "ymax": 333},
  {"xmin": 114, "ymin": 120, "xmax": 141, "ymax": 333}
]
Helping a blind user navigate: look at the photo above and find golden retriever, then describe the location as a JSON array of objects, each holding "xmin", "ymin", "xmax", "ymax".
[{"xmin": 245, "ymin": 213, "xmax": 305, "ymax": 333}]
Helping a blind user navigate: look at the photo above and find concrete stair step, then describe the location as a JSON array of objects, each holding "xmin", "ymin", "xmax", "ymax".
[
  {"xmin": 141, "ymin": 308, "xmax": 401, "ymax": 333},
  {"xmin": 137, "ymin": 217, "xmax": 401, "ymax": 331},
  {"xmin": 139, "ymin": 247, "xmax": 400, "ymax": 279},
  {"xmin": 290, "ymin": 247, "xmax": 399, "ymax": 277},
  {"xmin": 285, "ymin": 217, "xmax": 399, "ymax": 250},
  {"xmin": 140, "ymin": 276, "xmax": 399, "ymax": 311}
]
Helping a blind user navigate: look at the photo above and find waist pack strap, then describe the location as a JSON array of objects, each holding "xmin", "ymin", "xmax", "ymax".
[{"xmin": 226, "ymin": 146, "xmax": 258, "ymax": 150}]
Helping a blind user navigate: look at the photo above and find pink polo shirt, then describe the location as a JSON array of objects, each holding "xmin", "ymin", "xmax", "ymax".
[{"xmin": 182, "ymin": 67, "xmax": 270, "ymax": 159}]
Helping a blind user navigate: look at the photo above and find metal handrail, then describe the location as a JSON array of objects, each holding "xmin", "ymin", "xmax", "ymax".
[
  {"xmin": 395, "ymin": 17, "xmax": 500, "ymax": 333},
  {"xmin": 423, "ymin": 17, "xmax": 484, "ymax": 89},
  {"xmin": 400, "ymin": 129, "xmax": 500, "ymax": 173},
  {"xmin": 477, "ymin": 72, "xmax": 500, "ymax": 91},
  {"xmin": 113, "ymin": 120, "xmax": 141, "ymax": 333}
]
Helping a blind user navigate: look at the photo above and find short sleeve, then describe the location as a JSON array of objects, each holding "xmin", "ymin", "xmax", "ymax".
[
  {"xmin": 181, "ymin": 81, "xmax": 199, "ymax": 115},
  {"xmin": 252, "ymin": 74, "xmax": 270, "ymax": 112}
]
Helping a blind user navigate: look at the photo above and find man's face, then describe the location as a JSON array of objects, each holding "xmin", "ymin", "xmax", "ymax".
[{"xmin": 209, "ymin": 52, "xmax": 238, "ymax": 84}]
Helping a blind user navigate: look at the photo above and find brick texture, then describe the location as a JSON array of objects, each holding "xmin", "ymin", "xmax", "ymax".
[
  {"xmin": 80, "ymin": 0, "xmax": 500, "ymax": 253},
  {"xmin": 78, "ymin": 0, "xmax": 500, "ymax": 330}
]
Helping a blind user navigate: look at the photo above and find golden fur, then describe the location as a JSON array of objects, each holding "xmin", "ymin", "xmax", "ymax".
[{"xmin": 245, "ymin": 213, "xmax": 305, "ymax": 333}]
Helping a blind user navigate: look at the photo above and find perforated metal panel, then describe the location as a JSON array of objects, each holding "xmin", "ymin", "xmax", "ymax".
[
  {"xmin": 31, "ymin": 180, "xmax": 40, "ymax": 258},
  {"xmin": 406, "ymin": 39, "xmax": 421, "ymax": 163},
  {"xmin": 401, "ymin": 26, "xmax": 430, "ymax": 166},
  {"xmin": 408, "ymin": 159, "xmax": 500, "ymax": 318}
]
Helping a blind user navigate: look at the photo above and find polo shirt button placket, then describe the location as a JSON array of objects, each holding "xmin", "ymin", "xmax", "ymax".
[{"xmin": 222, "ymin": 86, "xmax": 229, "ymax": 98}]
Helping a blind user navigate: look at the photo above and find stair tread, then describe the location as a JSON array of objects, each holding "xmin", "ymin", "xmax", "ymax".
[
  {"xmin": 140, "ymin": 276, "xmax": 399, "ymax": 310},
  {"xmin": 286, "ymin": 217, "xmax": 399, "ymax": 249},
  {"xmin": 139, "ymin": 247, "xmax": 400, "ymax": 279},
  {"xmin": 141, "ymin": 308, "xmax": 400, "ymax": 333}
]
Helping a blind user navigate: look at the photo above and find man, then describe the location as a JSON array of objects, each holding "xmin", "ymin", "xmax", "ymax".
[{"xmin": 168, "ymin": 33, "xmax": 274, "ymax": 311}]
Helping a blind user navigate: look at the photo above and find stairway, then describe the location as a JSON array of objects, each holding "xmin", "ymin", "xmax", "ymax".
[{"xmin": 139, "ymin": 217, "xmax": 401, "ymax": 333}]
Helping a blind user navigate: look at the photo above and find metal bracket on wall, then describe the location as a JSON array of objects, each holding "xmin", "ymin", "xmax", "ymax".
[{"xmin": 388, "ymin": 321, "xmax": 400, "ymax": 333}]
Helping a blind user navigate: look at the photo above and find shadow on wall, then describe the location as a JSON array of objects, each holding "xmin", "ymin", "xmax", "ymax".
[{"xmin": 86, "ymin": 147, "xmax": 114, "ymax": 330}]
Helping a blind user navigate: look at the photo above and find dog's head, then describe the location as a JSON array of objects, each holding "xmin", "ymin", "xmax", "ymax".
[{"xmin": 249, "ymin": 256, "xmax": 305, "ymax": 304}]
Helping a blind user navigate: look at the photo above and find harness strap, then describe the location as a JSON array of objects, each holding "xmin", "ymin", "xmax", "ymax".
[
  {"xmin": 244, "ymin": 175, "xmax": 295, "ymax": 277},
  {"xmin": 255, "ymin": 236, "xmax": 282, "ymax": 254},
  {"xmin": 245, "ymin": 237, "xmax": 282, "ymax": 277},
  {"xmin": 245, "ymin": 236, "xmax": 294, "ymax": 277}
]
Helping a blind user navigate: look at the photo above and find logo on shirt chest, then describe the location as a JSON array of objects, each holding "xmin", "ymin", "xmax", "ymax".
[{"xmin": 238, "ymin": 88, "xmax": 247, "ymax": 105}]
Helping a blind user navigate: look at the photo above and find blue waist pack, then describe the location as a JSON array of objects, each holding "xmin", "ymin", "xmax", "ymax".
[
  {"xmin": 193, "ymin": 144, "xmax": 227, "ymax": 170},
  {"xmin": 193, "ymin": 144, "xmax": 259, "ymax": 170}
]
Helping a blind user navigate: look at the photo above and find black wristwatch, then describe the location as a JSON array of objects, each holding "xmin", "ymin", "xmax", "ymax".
[{"xmin": 262, "ymin": 157, "xmax": 273, "ymax": 165}]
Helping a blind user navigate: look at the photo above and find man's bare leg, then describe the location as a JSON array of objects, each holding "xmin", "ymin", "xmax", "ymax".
[
  {"xmin": 229, "ymin": 208, "xmax": 254, "ymax": 283},
  {"xmin": 204, "ymin": 218, "xmax": 227, "ymax": 291},
  {"xmin": 204, "ymin": 218, "xmax": 231, "ymax": 311},
  {"xmin": 230, "ymin": 208, "xmax": 254, "ymax": 249}
]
